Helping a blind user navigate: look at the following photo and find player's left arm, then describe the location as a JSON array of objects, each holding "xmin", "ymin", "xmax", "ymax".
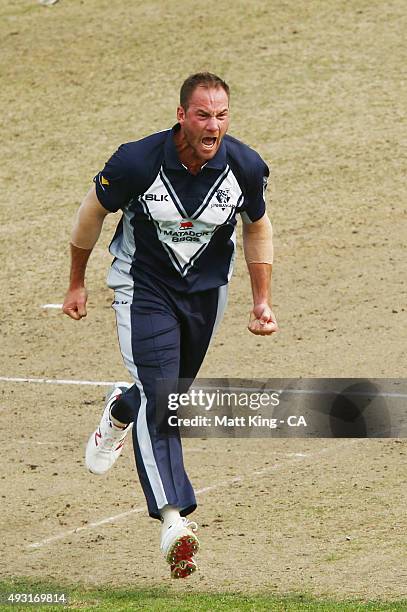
[
  {"xmin": 240, "ymin": 153, "xmax": 278, "ymax": 336},
  {"xmin": 243, "ymin": 214, "xmax": 278, "ymax": 336}
]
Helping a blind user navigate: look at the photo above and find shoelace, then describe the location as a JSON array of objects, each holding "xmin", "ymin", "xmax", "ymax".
[
  {"xmin": 179, "ymin": 517, "xmax": 198, "ymax": 532},
  {"xmin": 98, "ymin": 421, "xmax": 127, "ymax": 451},
  {"xmin": 161, "ymin": 516, "xmax": 199, "ymax": 554}
]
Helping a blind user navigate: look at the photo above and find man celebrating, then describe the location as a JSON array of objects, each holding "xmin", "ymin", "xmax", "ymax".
[{"xmin": 63, "ymin": 72, "xmax": 277, "ymax": 579}]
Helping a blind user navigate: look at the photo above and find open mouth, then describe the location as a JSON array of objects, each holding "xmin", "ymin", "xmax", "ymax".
[{"xmin": 201, "ymin": 136, "xmax": 217, "ymax": 150}]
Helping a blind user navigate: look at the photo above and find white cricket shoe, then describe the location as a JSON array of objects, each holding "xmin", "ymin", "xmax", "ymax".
[
  {"xmin": 160, "ymin": 517, "xmax": 200, "ymax": 579},
  {"xmin": 85, "ymin": 384, "xmax": 132, "ymax": 475}
]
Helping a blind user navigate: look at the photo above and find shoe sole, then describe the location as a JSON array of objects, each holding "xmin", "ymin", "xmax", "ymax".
[
  {"xmin": 166, "ymin": 533, "xmax": 200, "ymax": 565},
  {"xmin": 171, "ymin": 557, "xmax": 197, "ymax": 579}
]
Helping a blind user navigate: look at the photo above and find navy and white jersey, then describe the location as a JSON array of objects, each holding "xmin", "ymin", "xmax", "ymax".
[{"xmin": 94, "ymin": 124, "xmax": 269, "ymax": 294}]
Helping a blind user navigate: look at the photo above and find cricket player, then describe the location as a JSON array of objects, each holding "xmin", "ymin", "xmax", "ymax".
[{"xmin": 63, "ymin": 72, "xmax": 277, "ymax": 579}]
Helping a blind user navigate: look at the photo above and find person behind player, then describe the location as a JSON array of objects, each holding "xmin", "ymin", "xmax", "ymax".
[{"xmin": 63, "ymin": 72, "xmax": 277, "ymax": 579}]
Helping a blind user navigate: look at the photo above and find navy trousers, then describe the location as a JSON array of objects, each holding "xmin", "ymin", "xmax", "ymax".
[{"xmin": 112, "ymin": 273, "xmax": 227, "ymax": 519}]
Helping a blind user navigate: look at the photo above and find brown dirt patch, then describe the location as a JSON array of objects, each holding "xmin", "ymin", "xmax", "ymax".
[{"xmin": 1, "ymin": 0, "xmax": 406, "ymax": 601}]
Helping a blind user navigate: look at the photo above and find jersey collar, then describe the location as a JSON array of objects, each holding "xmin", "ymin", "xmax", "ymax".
[{"xmin": 164, "ymin": 124, "xmax": 227, "ymax": 171}]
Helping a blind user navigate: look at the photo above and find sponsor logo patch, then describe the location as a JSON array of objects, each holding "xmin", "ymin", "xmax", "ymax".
[
  {"xmin": 145, "ymin": 193, "xmax": 169, "ymax": 201},
  {"xmin": 179, "ymin": 221, "xmax": 194, "ymax": 229},
  {"xmin": 159, "ymin": 221, "xmax": 212, "ymax": 243}
]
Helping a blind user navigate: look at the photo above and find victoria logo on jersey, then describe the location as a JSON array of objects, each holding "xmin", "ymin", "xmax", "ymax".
[
  {"xmin": 211, "ymin": 188, "xmax": 234, "ymax": 211},
  {"xmin": 216, "ymin": 188, "xmax": 230, "ymax": 203}
]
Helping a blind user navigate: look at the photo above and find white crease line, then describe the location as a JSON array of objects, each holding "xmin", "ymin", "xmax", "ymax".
[
  {"xmin": 27, "ymin": 480, "xmax": 244, "ymax": 550},
  {"xmin": 42, "ymin": 304, "xmax": 63, "ymax": 309},
  {"xmin": 27, "ymin": 506, "xmax": 147, "ymax": 548},
  {"xmin": 279, "ymin": 388, "xmax": 407, "ymax": 399},
  {"xmin": 17, "ymin": 441, "xmax": 49, "ymax": 445},
  {"xmin": 0, "ymin": 377, "xmax": 116, "ymax": 386},
  {"xmin": 15, "ymin": 442, "xmax": 293, "ymax": 453},
  {"xmin": 26, "ymin": 445, "xmax": 346, "ymax": 550},
  {"xmin": 1, "ymin": 376, "xmax": 406, "ymax": 399},
  {"xmin": 218, "ymin": 386, "xmax": 407, "ymax": 400}
]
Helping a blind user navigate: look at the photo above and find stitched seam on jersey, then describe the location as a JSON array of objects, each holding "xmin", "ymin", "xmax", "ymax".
[
  {"xmin": 190, "ymin": 165, "xmax": 230, "ymax": 220},
  {"xmin": 160, "ymin": 168, "xmax": 188, "ymax": 218}
]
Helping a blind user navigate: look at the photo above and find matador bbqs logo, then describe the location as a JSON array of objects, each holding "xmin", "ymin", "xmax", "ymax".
[
  {"xmin": 159, "ymin": 220, "xmax": 211, "ymax": 243},
  {"xmin": 210, "ymin": 188, "xmax": 233, "ymax": 211}
]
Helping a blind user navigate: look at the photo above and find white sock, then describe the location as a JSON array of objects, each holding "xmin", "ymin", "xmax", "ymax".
[
  {"xmin": 160, "ymin": 505, "xmax": 181, "ymax": 536},
  {"xmin": 110, "ymin": 413, "xmax": 127, "ymax": 429}
]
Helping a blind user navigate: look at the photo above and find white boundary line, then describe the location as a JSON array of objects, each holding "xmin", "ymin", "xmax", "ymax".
[
  {"xmin": 278, "ymin": 388, "xmax": 407, "ymax": 399},
  {"xmin": 1, "ymin": 376, "xmax": 406, "ymax": 398},
  {"xmin": 0, "ymin": 377, "xmax": 115, "ymax": 386},
  {"xmin": 26, "ymin": 443, "xmax": 350, "ymax": 550}
]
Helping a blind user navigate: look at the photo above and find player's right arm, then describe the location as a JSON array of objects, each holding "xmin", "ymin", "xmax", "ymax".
[{"xmin": 63, "ymin": 185, "xmax": 110, "ymax": 320}]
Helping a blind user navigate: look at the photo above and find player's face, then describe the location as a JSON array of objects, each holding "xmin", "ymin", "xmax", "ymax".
[{"xmin": 177, "ymin": 86, "xmax": 230, "ymax": 163}]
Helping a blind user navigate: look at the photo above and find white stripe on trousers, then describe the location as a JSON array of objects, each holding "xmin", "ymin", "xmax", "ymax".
[
  {"xmin": 113, "ymin": 301, "xmax": 169, "ymax": 511},
  {"xmin": 212, "ymin": 284, "xmax": 228, "ymax": 339}
]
